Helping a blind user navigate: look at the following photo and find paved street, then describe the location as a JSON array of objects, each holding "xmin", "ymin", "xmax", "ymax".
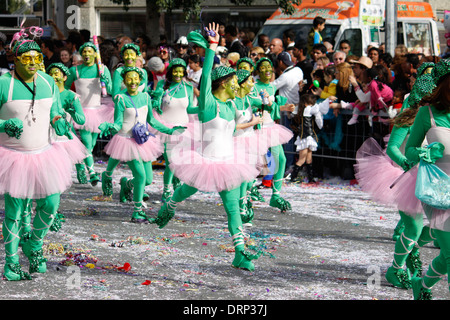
[{"xmin": 0, "ymin": 161, "xmax": 448, "ymax": 306}]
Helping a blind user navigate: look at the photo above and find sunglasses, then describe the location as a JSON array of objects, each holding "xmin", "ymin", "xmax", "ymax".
[
  {"xmin": 17, "ymin": 53, "xmax": 43, "ymax": 65},
  {"xmin": 250, "ymin": 53, "xmax": 258, "ymax": 57}
]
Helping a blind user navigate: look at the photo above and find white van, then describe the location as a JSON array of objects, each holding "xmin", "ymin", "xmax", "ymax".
[{"xmin": 257, "ymin": 0, "xmax": 441, "ymax": 57}]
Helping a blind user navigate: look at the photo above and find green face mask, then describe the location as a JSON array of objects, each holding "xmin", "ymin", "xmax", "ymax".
[
  {"xmin": 82, "ymin": 47, "xmax": 96, "ymax": 66},
  {"xmin": 124, "ymin": 71, "xmax": 141, "ymax": 95},
  {"xmin": 171, "ymin": 66, "xmax": 184, "ymax": 83},
  {"xmin": 258, "ymin": 61, "xmax": 273, "ymax": 82}
]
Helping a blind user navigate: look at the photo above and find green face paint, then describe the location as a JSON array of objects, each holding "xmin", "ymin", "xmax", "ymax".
[
  {"xmin": 241, "ymin": 76, "xmax": 254, "ymax": 95},
  {"xmin": 82, "ymin": 47, "xmax": 96, "ymax": 66},
  {"xmin": 123, "ymin": 49, "xmax": 137, "ymax": 67},
  {"xmin": 14, "ymin": 50, "xmax": 41, "ymax": 80},
  {"xmin": 124, "ymin": 71, "xmax": 141, "ymax": 95},
  {"xmin": 224, "ymin": 75, "xmax": 239, "ymax": 99},
  {"xmin": 258, "ymin": 61, "xmax": 273, "ymax": 83},
  {"xmin": 238, "ymin": 62, "xmax": 252, "ymax": 72},
  {"xmin": 171, "ymin": 66, "xmax": 184, "ymax": 83},
  {"xmin": 48, "ymin": 67, "xmax": 65, "ymax": 85}
]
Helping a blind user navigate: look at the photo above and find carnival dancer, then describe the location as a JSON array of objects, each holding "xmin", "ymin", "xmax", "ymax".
[
  {"xmin": 0, "ymin": 39, "xmax": 74, "ymax": 280},
  {"xmin": 354, "ymin": 63, "xmax": 438, "ymax": 290},
  {"xmin": 65, "ymin": 42, "xmax": 113, "ymax": 186},
  {"xmin": 151, "ymin": 23, "xmax": 262, "ymax": 271},
  {"xmin": 233, "ymin": 69, "xmax": 271, "ymax": 226},
  {"xmin": 102, "ymin": 43, "xmax": 148, "ymax": 197},
  {"xmin": 150, "ymin": 58, "xmax": 197, "ymax": 203},
  {"xmin": 406, "ymin": 59, "xmax": 450, "ymax": 300},
  {"xmin": 253, "ymin": 57, "xmax": 295, "ymax": 213},
  {"xmin": 99, "ymin": 66, "xmax": 185, "ymax": 223}
]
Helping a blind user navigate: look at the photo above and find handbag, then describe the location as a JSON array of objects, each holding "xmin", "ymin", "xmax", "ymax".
[
  {"xmin": 415, "ymin": 159, "xmax": 450, "ymax": 210},
  {"xmin": 127, "ymin": 93, "xmax": 154, "ymax": 145}
]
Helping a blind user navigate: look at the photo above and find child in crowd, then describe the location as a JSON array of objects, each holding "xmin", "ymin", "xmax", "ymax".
[
  {"xmin": 290, "ymin": 94, "xmax": 337, "ymax": 182},
  {"xmin": 312, "ymin": 65, "xmax": 338, "ymax": 102},
  {"xmin": 341, "ymin": 65, "xmax": 393, "ymax": 126}
]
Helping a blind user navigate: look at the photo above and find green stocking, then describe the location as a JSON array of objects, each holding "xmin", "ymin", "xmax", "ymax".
[
  {"xmin": 3, "ymin": 195, "xmax": 29, "ymax": 265},
  {"xmin": 80, "ymin": 130, "xmax": 100, "ymax": 184},
  {"xmin": 162, "ymin": 146, "xmax": 180, "ymax": 201},
  {"xmin": 152, "ymin": 183, "xmax": 197, "ymax": 228},
  {"xmin": 22, "ymin": 194, "xmax": 60, "ymax": 274},
  {"xmin": 269, "ymin": 145, "xmax": 291, "ymax": 212},
  {"xmin": 20, "ymin": 199, "xmax": 33, "ymax": 245},
  {"xmin": 102, "ymin": 157, "xmax": 120, "ymax": 196},
  {"xmin": 75, "ymin": 163, "xmax": 88, "ymax": 184},
  {"xmin": 220, "ymin": 188, "xmax": 260, "ymax": 271},
  {"xmin": 422, "ymin": 230, "xmax": 450, "ymax": 290}
]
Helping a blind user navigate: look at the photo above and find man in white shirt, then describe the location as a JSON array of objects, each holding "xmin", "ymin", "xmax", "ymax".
[{"xmin": 272, "ymin": 51, "xmax": 304, "ymax": 174}]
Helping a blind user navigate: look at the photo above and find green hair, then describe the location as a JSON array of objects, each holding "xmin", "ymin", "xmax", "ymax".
[
  {"xmin": 237, "ymin": 57, "xmax": 255, "ymax": 69},
  {"xmin": 211, "ymin": 66, "xmax": 236, "ymax": 83},
  {"xmin": 13, "ymin": 40, "xmax": 41, "ymax": 57},
  {"xmin": 168, "ymin": 58, "xmax": 187, "ymax": 70},
  {"xmin": 47, "ymin": 62, "xmax": 71, "ymax": 77},
  {"xmin": 120, "ymin": 43, "xmax": 141, "ymax": 57},
  {"xmin": 256, "ymin": 57, "xmax": 273, "ymax": 70},
  {"xmin": 79, "ymin": 42, "xmax": 97, "ymax": 54},
  {"xmin": 120, "ymin": 66, "xmax": 145, "ymax": 80},
  {"xmin": 236, "ymin": 69, "xmax": 251, "ymax": 85}
]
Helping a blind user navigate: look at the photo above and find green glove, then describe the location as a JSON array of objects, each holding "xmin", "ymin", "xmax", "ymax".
[
  {"xmin": 2, "ymin": 118, "xmax": 23, "ymax": 139},
  {"xmin": 417, "ymin": 142, "xmax": 445, "ymax": 164},
  {"xmin": 401, "ymin": 158, "xmax": 415, "ymax": 171},
  {"xmin": 98, "ymin": 122, "xmax": 117, "ymax": 138},
  {"xmin": 54, "ymin": 117, "xmax": 73, "ymax": 140}
]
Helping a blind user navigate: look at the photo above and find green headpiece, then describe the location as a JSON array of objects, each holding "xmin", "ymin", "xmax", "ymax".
[
  {"xmin": 431, "ymin": 59, "xmax": 450, "ymax": 85},
  {"xmin": 416, "ymin": 62, "xmax": 435, "ymax": 77},
  {"xmin": 120, "ymin": 66, "xmax": 145, "ymax": 80},
  {"xmin": 237, "ymin": 57, "xmax": 255, "ymax": 69},
  {"xmin": 79, "ymin": 42, "xmax": 97, "ymax": 54},
  {"xmin": 168, "ymin": 58, "xmax": 187, "ymax": 70},
  {"xmin": 407, "ymin": 73, "xmax": 436, "ymax": 108},
  {"xmin": 211, "ymin": 66, "xmax": 236, "ymax": 82},
  {"xmin": 186, "ymin": 31, "xmax": 207, "ymax": 49},
  {"xmin": 256, "ymin": 57, "xmax": 273, "ymax": 70},
  {"xmin": 120, "ymin": 43, "xmax": 141, "ymax": 57},
  {"xmin": 12, "ymin": 40, "xmax": 41, "ymax": 56},
  {"xmin": 47, "ymin": 62, "xmax": 71, "ymax": 77},
  {"xmin": 236, "ymin": 69, "xmax": 251, "ymax": 85}
]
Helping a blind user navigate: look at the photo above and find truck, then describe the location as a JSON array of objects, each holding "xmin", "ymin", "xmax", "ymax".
[{"xmin": 257, "ymin": 0, "xmax": 441, "ymax": 57}]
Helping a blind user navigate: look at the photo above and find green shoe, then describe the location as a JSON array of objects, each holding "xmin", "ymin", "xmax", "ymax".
[
  {"xmin": 249, "ymin": 186, "xmax": 265, "ymax": 202},
  {"xmin": 172, "ymin": 176, "xmax": 182, "ymax": 191},
  {"xmin": 131, "ymin": 210, "xmax": 150, "ymax": 224},
  {"xmin": 269, "ymin": 196, "xmax": 291, "ymax": 213},
  {"xmin": 22, "ymin": 243, "xmax": 47, "ymax": 274},
  {"xmin": 241, "ymin": 201, "xmax": 254, "ymax": 225},
  {"xmin": 161, "ymin": 190, "xmax": 172, "ymax": 203},
  {"xmin": 101, "ymin": 172, "xmax": 113, "ymax": 197},
  {"xmin": 412, "ymin": 277, "xmax": 432, "ymax": 300},
  {"xmin": 119, "ymin": 177, "xmax": 133, "ymax": 203},
  {"xmin": 3, "ymin": 263, "xmax": 32, "ymax": 281},
  {"xmin": 385, "ymin": 266, "xmax": 411, "ymax": 289},
  {"xmin": 406, "ymin": 251, "xmax": 423, "ymax": 278},
  {"xmin": 89, "ymin": 172, "xmax": 100, "ymax": 186},
  {"xmin": 49, "ymin": 212, "xmax": 66, "ymax": 232},
  {"xmin": 19, "ymin": 231, "xmax": 31, "ymax": 247},
  {"xmin": 232, "ymin": 249, "xmax": 260, "ymax": 271},
  {"xmin": 76, "ymin": 166, "xmax": 88, "ymax": 184},
  {"xmin": 149, "ymin": 200, "xmax": 175, "ymax": 229}
]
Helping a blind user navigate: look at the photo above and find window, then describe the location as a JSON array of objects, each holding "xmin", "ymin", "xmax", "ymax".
[
  {"xmin": 403, "ymin": 22, "xmax": 433, "ymax": 55},
  {"xmin": 338, "ymin": 28, "xmax": 362, "ymax": 57}
]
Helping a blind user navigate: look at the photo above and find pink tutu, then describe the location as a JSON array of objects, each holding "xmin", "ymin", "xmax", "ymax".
[
  {"xmin": 101, "ymin": 96, "xmax": 115, "ymax": 109},
  {"xmin": 104, "ymin": 134, "xmax": 163, "ymax": 163},
  {"xmin": 0, "ymin": 144, "xmax": 73, "ymax": 199},
  {"xmin": 74, "ymin": 106, "xmax": 114, "ymax": 133},
  {"xmin": 354, "ymin": 137, "xmax": 423, "ymax": 214},
  {"xmin": 260, "ymin": 123, "xmax": 293, "ymax": 147},
  {"xmin": 234, "ymin": 129, "xmax": 271, "ymax": 157},
  {"xmin": 167, "ymin": 137, "xmax": 260, "ymax": 192},
  {"xmin": 54, "ymin": 135, "xmax": 88, "ymax": 164}
]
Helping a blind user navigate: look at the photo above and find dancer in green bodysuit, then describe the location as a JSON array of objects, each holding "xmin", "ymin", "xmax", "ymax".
[{"xmin": 0, "ymin": 39, "xmax": 73, "ymax": 280}]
